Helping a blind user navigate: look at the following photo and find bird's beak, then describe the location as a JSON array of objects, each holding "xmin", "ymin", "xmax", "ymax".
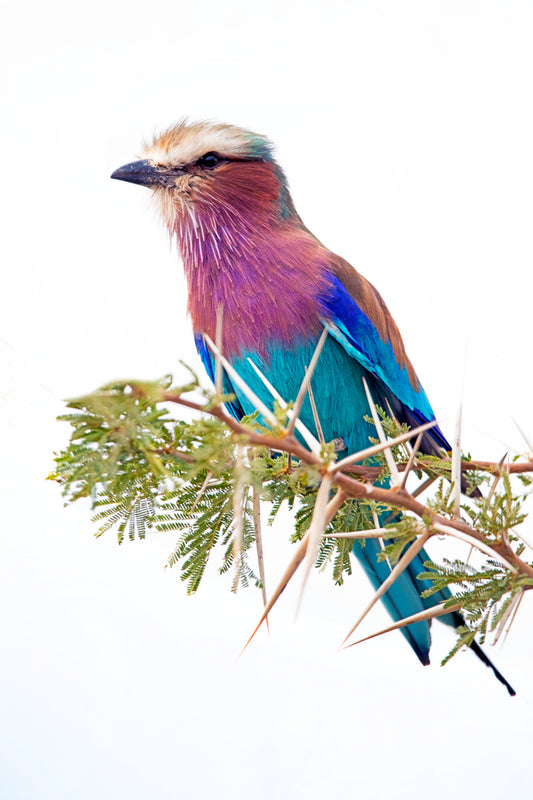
[{"xmin": 110, "ymin": 159, "xmax": 183, "ymax": 188}]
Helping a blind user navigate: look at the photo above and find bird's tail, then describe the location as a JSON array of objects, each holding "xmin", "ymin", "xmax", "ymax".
[{"xmin": 353, "ymin": 540, "xmax": 516, "ymax": 696}]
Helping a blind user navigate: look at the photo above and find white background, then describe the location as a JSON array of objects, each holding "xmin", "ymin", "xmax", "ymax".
[{"xmin": 2, "ymin": 1, "xmax": 533, "ymax": 798}]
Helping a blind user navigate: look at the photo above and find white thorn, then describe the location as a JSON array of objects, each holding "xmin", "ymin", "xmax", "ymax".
[
  {"xmin": 492, "ymin": 591, "xmax": 521, "ymax": 645},
  {"xmin": 333, "ymin": 420, "xmax": 438, "ymax": 472},
  {"xmin": 296, "ymin": 473, "xmax": 334, "ymax": 615},
  {"xmin": 306, "ymin": 377, "xmax": 325, "ymax": 444},
  {"xmin": 400, "ymin": 431, "xmax": 423, "ymax": 491},
  {"xmin": 362, "ymin": 378, "xmax": 401, "ymax": 486},
  {"xmin": 511, "ymin": 416, "xmax": 533, "ymax": 455},
  {"xmin": 252, "ymin": 482, "xmax": 268, "ymax": 615},
  {"xmin": 203, "ymin": 335, "xmax": 283, "ymax": 431},
  {"xmin": 231, "ymin": 445, "xmax": 246, "ymax": 593},
  {"xmin": 342, "ymin": 602, "xmax": 462, "ymax": 649},
  {"xmin": 246, "ymin": 358, "xmax": 322, "ymax": 455},
  {"xmin": 322, "ymin": 527, "xmax": 398, "ymax": 539},
  {"xmin": 215, "ymin": 305, "xmax": 224, "ymax": 397},
  {"xmin": 287, "ymin": 327, "xmax": 328, "ymax": 437}
]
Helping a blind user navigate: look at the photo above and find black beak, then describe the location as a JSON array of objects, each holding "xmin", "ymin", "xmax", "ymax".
[{"xmin": 110, "ymin": 159, "xmax": 183, "ymax": 188}]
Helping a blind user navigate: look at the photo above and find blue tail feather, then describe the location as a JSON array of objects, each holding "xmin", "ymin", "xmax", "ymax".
[{"xmin": 353, "ymin": 538, "xmax": 432, "ymax": 664}]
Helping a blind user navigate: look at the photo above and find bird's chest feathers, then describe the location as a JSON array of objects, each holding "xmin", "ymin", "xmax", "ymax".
[{"xmin": 177, "ymin": 210, "xmax": 331, "ymax": 357}]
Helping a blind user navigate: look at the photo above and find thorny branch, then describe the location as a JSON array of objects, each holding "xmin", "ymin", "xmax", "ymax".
[
  {"xmin": 52, "ymin": 369, "xmax": 533, "ymax": 670},
  {"xmin": 161, "ymin": 388, "xmax": 533, "ymax": 584}
]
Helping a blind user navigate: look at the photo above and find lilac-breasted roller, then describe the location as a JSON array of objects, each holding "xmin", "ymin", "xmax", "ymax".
[{"xmin": 112, "ymin": 120, "xmax": 514, "ymax": 695}]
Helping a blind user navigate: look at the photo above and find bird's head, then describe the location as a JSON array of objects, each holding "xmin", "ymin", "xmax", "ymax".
[{"xmin": 111, "ymin": 120, "xmax": 298, "ymax": 241}]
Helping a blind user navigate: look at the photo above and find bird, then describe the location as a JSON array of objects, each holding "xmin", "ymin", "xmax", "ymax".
[{"xmin": 111, "ymin": 119, "xmax": 515, "ymax": 695}]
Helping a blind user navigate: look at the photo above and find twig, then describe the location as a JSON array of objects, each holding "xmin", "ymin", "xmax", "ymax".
[
  {"xmin": 332, "ymin": 472, "xmax": 533, "ymax": 580},
  {"xmin": 459, "ymin": 458, "xmax": 533, "ymax": 475},
  {"xmin": 411, "ymin": 475, "xmax": 438, "ymax": 498},
  {"xmin": 190, "ymin": 470, "xmax": 212, "ymax": 515},
  {"xmin": 432, "ymin": 522, "xmax": 517, "ymax": 571}
]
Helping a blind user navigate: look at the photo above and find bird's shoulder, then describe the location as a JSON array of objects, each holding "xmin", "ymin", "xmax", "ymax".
[{"xmin": 326, "ymin": 253, "xmax": 419, "ymax": 390}]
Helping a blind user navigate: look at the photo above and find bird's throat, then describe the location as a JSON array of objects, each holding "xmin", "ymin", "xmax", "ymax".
[{"xmin": 173, "ymin": 204, "xmax": 331, "ymax": 358}]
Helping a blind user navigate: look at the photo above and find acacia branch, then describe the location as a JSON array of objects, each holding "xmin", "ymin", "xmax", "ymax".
[
  {"xmin": 460, "ymin": 458, "xmax": 533, "ymax": 475},
  {"xmin": 331, "ymin": 474, "xmax": 533, "ymax": 581},
  {"xmin": 342, "ymin": 458, "xmax": 533, "ymax": 480},
  {"xmin": 162, "ymin": 391, "xmax": 323, "ymax": 466},
  {"xmin": 160, "ymin": 390, "xmax": 533, "ymax": 582}
]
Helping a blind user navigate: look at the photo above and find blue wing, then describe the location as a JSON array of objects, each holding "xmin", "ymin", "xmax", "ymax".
[{"xmin": 319, "ymin": 260, "xmax": 451, "ymax": 455}]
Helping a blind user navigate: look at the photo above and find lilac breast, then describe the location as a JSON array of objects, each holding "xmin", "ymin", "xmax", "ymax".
[{"xmin": 177, "ymin": 208, "xmax": 333, "ymax": 358}]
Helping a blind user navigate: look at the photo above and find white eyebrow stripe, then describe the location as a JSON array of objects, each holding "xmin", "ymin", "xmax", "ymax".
[{"xmin": 143, "ymin": 121, "xmax": 268, "ymax": 168}]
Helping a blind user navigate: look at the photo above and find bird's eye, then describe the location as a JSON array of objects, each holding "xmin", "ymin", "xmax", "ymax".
[{"xmin": 195, "ymin": 152, "xmax": 223, "ymax": 169}]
